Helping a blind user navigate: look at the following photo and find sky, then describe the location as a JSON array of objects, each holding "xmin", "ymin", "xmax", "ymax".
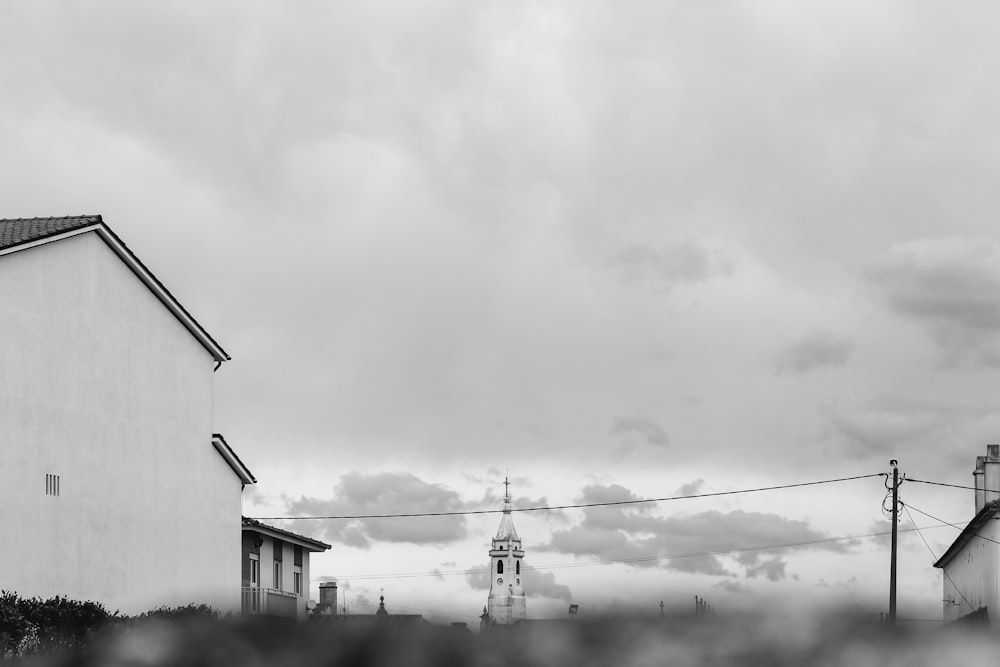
[{"xmin": 5, "ymin": 0, "xmax": 1000, "ymax": 624}]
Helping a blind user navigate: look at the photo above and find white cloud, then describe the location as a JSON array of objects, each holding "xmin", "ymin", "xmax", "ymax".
[
  {"xmin": 868, "ymin": 238, "xmax": 1000, "ymax": 366},
  {"xmin": 774, "ymin": 330, "xmax": 854, "ymax": 375}
]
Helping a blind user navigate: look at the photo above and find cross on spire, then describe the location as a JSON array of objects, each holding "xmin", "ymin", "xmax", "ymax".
[{"xmin": 504, "ymin": 473, "xmax": 510, "ymax": 500}]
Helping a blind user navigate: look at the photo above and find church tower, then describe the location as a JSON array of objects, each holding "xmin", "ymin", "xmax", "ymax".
[{"xmin": 486, "ymin": 476, "xmax": 526, "ymax": 625}]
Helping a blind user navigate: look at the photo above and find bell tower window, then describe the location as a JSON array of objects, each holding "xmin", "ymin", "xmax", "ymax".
[{"xmin": 497, "ymin": 560, "xmax": 504, "ymax": 574}]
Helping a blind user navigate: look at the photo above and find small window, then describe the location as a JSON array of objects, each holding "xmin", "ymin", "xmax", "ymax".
[
  {"xmin": 45, "ymin": 474, "xmax": 60, "ymax": 497},
  {"xmin": 516, "ymin": 561, "xmax": 520, "ymax": 575},
  {"xmin": 294, "ymin": 571, "xmax": 302, "ymax": 596},
  {"xmin": 294, "ymin": 545, "xmax": 303, "ymax": 567},
  {"xmin": 273, "ymin": 539, "xmax": 283, "ymax": 562},
  {"xmin": 497, "ymin": 560, "xmax": 503, "ymax": 574},
  {"xmin": 273, "ymin": 561, "xmax": 282, "ymax": 590},
  {"xmin": 249, "ymin": 555, "xmax": 259, "ymax": 587}
]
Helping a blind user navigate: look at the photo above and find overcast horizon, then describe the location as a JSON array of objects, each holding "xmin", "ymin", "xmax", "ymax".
[{"xmin": 5, "ymin": 0, "xmax": 1000, "ymax": 624}]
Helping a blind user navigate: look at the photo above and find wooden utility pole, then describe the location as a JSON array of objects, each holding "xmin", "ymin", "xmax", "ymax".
[{"xmin": 889, "ymin": 459, "xmax": 899, "ymax": 625}]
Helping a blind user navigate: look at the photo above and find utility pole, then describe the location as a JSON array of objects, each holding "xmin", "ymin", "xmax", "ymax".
[{"xmin": 889, "ymin": 459, "xmax": 899, "ymax": 626}]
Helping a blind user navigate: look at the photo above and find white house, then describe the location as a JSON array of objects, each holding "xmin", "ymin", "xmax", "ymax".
[
  {"xmin": 0, "ymin": 215, "xmax": 255, "ymax": 614},
  {"xmin": 242, "ymin": 517, "xmax": 330, "ymax": 620},
  {"xmin": 935, "ymin": 444, "xmax": 1000, "ymax": 626}
]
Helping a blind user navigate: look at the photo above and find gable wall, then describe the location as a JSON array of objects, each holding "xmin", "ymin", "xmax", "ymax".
[
  {"xmin": 942, "ymin": 517, "xmax": 1000, "ymax": 625},
  {"xmin": 0, "ymin": 232, "xmax": 241, "ymax": 613}
]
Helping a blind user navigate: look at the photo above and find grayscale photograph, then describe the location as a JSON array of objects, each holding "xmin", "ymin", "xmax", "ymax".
[{"xmin": 3, "ymin": 1, "xmax": 1000, "ymax": 664}]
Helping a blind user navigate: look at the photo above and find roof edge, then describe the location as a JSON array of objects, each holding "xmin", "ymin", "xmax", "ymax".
[
  {"xmin": 92, "ymin": 223, "xmax": 230, "ymax": 363},
  {"xmin": 213, "ymin": 433, "xmax": 256, "ymax": 485},
  {"xmin": 0, "ymin": 218, "xmax": 230, "ymax": 363},
  {"xmin": 934, "ymin": 500, "xmax": 1000, "ymax": 568},
  {"xmin": 243, "ymin": 517, "xmax": 331, "ymax": 552}
]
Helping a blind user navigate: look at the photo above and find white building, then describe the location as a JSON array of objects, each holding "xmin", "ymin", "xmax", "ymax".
[
  {"xmin": 242, "ymin": 517, "xmax": 330, "ymax": 620},
  {"xmin": 0, "ymin": 215, "xmax": 255, "ymax": 614},
  {"xmin": 485, "ymin": 478, "xmax": 526, "ymax": 626},
  {"xmin": 935, "ymin": 445, "xmax": 1000, "ymax": 626}
]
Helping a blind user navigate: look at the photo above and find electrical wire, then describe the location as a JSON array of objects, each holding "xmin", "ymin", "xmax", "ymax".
[
  {"xmin": 315, "ymin": 521, "xmax": 956, "ymax": 582},
  {"xmin": 903, "ymin": 503, "xmax": 1000, "ymax": 548},
  {"xmin": 252, "ymin": 473, "xmax": 884, "ymax": 521},
  {"xmin": 901, "ymin": 504, "xmax": 975, "ymax": 614},
  {"xmin": 907, "ymin": 478, "xmax": 1000, "ymax": 493}
]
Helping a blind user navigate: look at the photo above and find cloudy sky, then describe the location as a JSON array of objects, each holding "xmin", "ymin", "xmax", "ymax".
[{"xmin": 6, "ymin": 0, "xmax": 1000, "ymax": 623}]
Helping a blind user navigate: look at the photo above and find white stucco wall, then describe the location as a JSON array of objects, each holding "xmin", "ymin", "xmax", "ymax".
[
  {"xmin": 941, "ymin": 517, "xmax": 1000, "ymax": 625},
  {"xmin": 0, "ymin": 232, "xmax": 241, "ymax": 614}
]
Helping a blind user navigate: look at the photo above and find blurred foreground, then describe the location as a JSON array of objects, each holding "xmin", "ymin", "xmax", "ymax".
[{"xmin": 13, "ymin": 610, "xmax": 1000, "ymax": 667}]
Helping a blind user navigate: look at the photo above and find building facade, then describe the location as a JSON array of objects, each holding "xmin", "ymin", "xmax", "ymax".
[
  {"xmin": 242, "ymin": 517, "xmax": 330, "ymax": 620},
  {"xmin": 0, "ymin": 215, "xmax": 254, "ymax": 614},
  {"xmin": 485, "ymin": 478, "xmax": 526, "ymax": 626},
  {"xmin": 935, "ymin": 445, "xmax": 1000, "ymax": 625}
]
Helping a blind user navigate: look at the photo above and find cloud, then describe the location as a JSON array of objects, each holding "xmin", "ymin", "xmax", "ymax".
[
  {"xmin": 677, "ymin": 479, "xmax": 706, "ymax": 496},
  {"xmin": 465, "ymin": 563, "xmax": 571, "ymax": 601},
  {"xmin": 610, "ymin": 416, "xmax": 670, "ymax": 447},
  {"xmin": 523, "ymin": 566, "xmax": 572, "ymax": 601},
  {"xmin": 285, "ymin": 472, "xmax": 470, "ymax": 548},
  {"xmin": 744, "ymin": 558, "xmax": 787, "ymax": 581},
  {"xmin": 868, "ymin": 238, "xmax": 1000, "ymax": 366},
  {"xmin": 610, "ymin": 240, "xmax": 732, "ymax": 290},
  {"xmin": 538, "ymin": 484, "xmax": 845, "ymax": 581},
  {"xmin": 774, "ymin": 330, "xmax": 854, "ymax": 375},
  {"xmin": 823, "ymin": 395, "xmax": 989, "ymax": 459},
  {"xmin": 714, "ymin": 580, "xmax": 751, "ymax": 594}
]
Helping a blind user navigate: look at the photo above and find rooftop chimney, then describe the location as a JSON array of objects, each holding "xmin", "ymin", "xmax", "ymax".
[
  {"xmin": 974, "ymin": 456, "xmax": 985, "ymax": 514},
  {"xmin": 974, "ymin": 445, "xmax": 1000, "ymax": 514},
  {"xmin": 318, "ymin": 581, "xmax": 338, "ymax": 616},
  {"xmin": 986, "ymin": 445, "xmax": 1000, "ymax": 509}
]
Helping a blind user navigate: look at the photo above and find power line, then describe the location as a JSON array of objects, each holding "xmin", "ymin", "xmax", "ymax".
[
  {"xmin": 907, "ymin": 478, "xmax": 1000, "ymax": 494},
  {"xmin": 252, "ymin": 473, "xmax": 883, "ymax": 521},
  {"xmin": 316, "ymin": 521, "xmax": 956, "ymax": 582},
  {"xmin": 903, "ymin": 503, "xmax": 1000, "ymax": 548},
  {"xmin": 902, "ymin": 504, "xmax": 975, "ymax": 614}
]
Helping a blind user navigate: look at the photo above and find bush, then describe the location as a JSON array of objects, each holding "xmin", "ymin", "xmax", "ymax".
[
  {"xmin": 0, "ymin": 592, "xmax": 218, "ymax": 659},
  {"xmin": 0, "ymin": 590, "xmax": 114, "ymax": 658}
]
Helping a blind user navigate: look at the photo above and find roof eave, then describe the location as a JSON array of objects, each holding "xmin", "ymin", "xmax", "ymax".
[
  {"xmin": 243, "ymin": 518, "xmax": 332, "ymax": 552},
  {"xmin": 934, "ymin": 501, "xmax": 1000, "ymax": 568},
  {"xmin": 213, "ymin": 434, "xmax": 256, "ymax": 485},
  {"xmin": 93, "ymin": 224, "xmax": 231, "ymax": 363},
  {"xmin": 0, "ymin": 220, "xmax": 230, "ymax": 363}
]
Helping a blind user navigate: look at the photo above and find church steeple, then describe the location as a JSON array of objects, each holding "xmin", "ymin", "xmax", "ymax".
[{"xmin": 486, "ymin": 474, "xmax": 526, "ymax": 626}]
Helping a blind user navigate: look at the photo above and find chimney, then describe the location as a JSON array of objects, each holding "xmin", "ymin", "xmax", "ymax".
[
  {"xmin": 974, "ymin": 456, "xmax": 985, "ymax": 514},
  {"xmin": 318, "ymin": 581, "xmax": 338, "ymax": 615},
  {"xmin": 985, "ymin": 445, "xmax": 1000, "ymax": 509}
]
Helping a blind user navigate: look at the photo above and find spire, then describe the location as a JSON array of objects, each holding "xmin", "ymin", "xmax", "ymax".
[
  {"xmin": 494, "ymin": 474, "xmax": 519, "ymax": 541},
  {"xmin": 376, "ymin": 588, "xmax": 388, "ymax": 616}
]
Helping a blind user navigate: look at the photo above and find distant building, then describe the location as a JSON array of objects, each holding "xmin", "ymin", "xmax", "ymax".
[
  {"xmin": 483, "ymin": 477, "xmax": 527, "ymax": 628},
  {"xmin": 317, "ymin": 591, "xmax": 428, "ymax": 626},
  {"xmin": 935, "ymin": 445, "xmax": 1000, "ymax": 625},
  {"xmin": 242, "ymin": 517, "xmax": 331, "ymax": 620},
  {"xmin": 0, "ymin": 215, "xmax": 254, "ymax": 613}
]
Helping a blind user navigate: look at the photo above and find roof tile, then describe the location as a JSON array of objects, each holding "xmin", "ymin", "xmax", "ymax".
[{"xmin": 0, "ymin": 215, "xmax": 102, "ymax": 250}]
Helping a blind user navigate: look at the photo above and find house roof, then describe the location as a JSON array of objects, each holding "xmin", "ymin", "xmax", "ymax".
[
  {"xmin": 0, "ymin": 215, "xmax": 99, "ymax": 248},
  {"xmin": 0, "ymin": 215, "xmax": 230, "ymax": 363},
  {"xmin": 213, "ymin": 433, "xmax": 256, "ymax": 485},
  {"xmin": 243, "ymin": 516, "xmax": 331, "ymax": 552},
  {"xmin": 933, "ymin": 500, "xmax": 1000, "ymax": 568}
]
